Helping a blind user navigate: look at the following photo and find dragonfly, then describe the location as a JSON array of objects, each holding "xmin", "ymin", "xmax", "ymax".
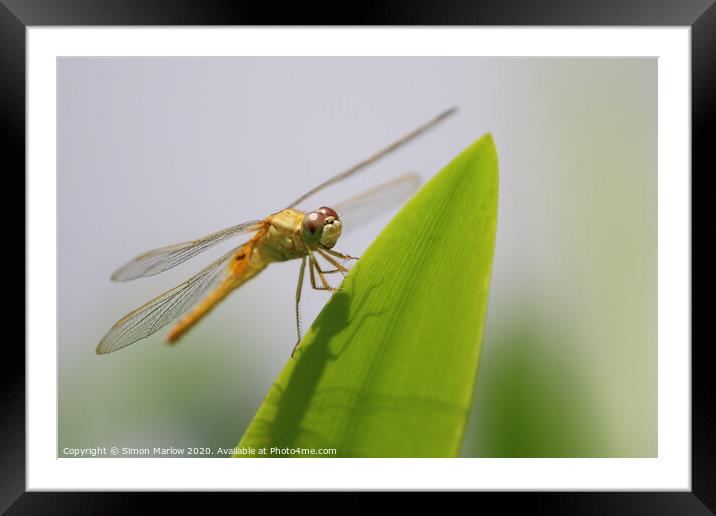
[{"xmin": 96, "ymin": 107, "xmax": 457, "ymax": 357}]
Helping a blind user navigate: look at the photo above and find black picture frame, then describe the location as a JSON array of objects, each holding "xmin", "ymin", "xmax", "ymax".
[{"xmin": 6, "ymin": 0, "xmax": 709, "ymax": 512}]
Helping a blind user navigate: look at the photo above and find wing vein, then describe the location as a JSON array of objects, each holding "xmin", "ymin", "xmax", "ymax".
[
  {"xmin": 111, "ymin": 220, "xmax": 263, "ymax": 281},
  {"xmin": 97, "ymin": 243, "xmax": 249, "ymax": 354}
]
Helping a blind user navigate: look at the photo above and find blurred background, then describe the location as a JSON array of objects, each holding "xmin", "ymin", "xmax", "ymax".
[{"xmin": 58, "ymin": 57, "xmax": 656, "ymax": 457}]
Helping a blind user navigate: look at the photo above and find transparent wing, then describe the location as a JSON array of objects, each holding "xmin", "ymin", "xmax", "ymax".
[
  {"xmin": 111, "ymin": 220, "xmax": 264, "ymax": 281},
  {"xmin": 333, "ymin": 173, "xmax": 422, "ymax": 233},
  {"xmin": 286, "ymin": 107, "xmax": 456, "ymax": 209},
  {"xmin": 97, "ymin": 244, "xmax": 245, "ymax": 354}
]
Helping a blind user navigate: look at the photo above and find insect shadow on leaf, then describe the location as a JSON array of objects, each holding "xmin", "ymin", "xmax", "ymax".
[{"xmin": 254, "ymin": 267, "xmax": 387, "ymax": 455}]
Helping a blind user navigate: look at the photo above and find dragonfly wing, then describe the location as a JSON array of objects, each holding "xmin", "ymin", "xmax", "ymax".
[
  {"xmin": 111, "ymin": 220, "xmax": 264, "ymax": 281},
  {"xmin": 333, "ymin": 173, "xmax": 422, "ymax": 233},
  {"xmin": 286, "ymin": 107, "xmax": 455, "ymax": 209},
  {"xmin": 97, "ymin": 244, "xmax": 245, "ymax": 354}
]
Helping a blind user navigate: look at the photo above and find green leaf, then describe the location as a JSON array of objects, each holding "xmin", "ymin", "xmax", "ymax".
[{"xmin": 237, "ymin": 134, "xmax": 498, "ymax": 457}]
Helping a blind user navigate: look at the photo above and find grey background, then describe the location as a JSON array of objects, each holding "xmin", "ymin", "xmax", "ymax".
[{"xmin": 58, "ymin": 57, "xmax": 656, "ymax": 457}]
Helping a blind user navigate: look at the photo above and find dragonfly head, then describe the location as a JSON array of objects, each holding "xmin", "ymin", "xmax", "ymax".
[{"xmin": 301, "ymin": 206, "xmax": 342, "ymax": 249}]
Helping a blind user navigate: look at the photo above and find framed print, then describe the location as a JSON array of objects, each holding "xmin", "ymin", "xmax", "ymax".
[{"xmin": 6, "ymin": 0, "xmax": 710, "ymax": 511}]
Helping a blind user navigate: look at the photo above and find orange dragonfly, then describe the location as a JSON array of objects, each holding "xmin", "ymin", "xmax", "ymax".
[{"xmin": 96, "ymin": 108, "xmax": 456, "ymax": 356}]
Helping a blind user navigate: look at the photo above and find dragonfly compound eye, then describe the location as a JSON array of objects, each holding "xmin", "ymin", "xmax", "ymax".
[
  {"xmin": 318, "ymin": 206, "xmax": 339, "ymax": 220},
  {"xmin": 301, "ymin": 211, "xmax": 326, "ymax": 245}
]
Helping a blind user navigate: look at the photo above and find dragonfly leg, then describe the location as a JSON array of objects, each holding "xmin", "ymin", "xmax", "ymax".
[
  {"xmin": 317, "ymin": 249, "xmax": 351, "ymax": 277},
  {"xmin": 309, "ymin": 254, "xmax": 338, "ymax": 292},
  {"xmin": 291, "ymin": 256, "xmax": 307, "ymax": 357},
  {"xmin": 311, "ymin": 261, "xmax": 344, "ymax": 274},
  {"xmin": 322, "ymin": 247, "xmax": 359, "ymax": 261}
]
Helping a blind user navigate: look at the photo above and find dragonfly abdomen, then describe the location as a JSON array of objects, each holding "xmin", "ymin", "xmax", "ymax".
[{"xmin": 166, "ymin": 241, "xmax": 267, "ymax": 344}]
